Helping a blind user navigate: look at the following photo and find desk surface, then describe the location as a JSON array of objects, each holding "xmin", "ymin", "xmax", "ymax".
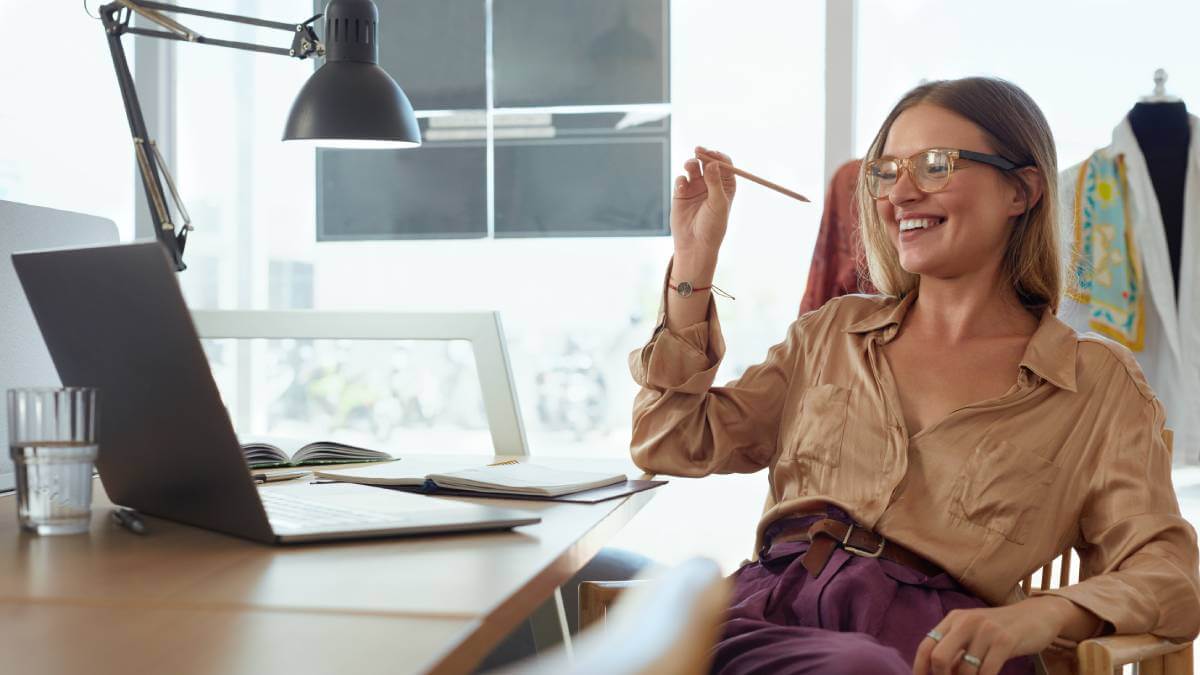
[{"xmin": 0, "ymin": 455, "xmax": 655, "ymax": 675}]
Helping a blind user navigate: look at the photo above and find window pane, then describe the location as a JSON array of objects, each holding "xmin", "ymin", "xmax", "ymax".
[
  {"xmin": 316, "ymin": 142, "xmax": 487, "ymax": 240},
  {"xmin": 174, "ymin": 0, "xmax": 316, "ymax": 310},
  {"xmin": 494, "ymin": 133, "xmax": 669, "ymax": 237},
  {"xmin": 494, "ymin": 0, "xmax": 668, "ymax": 107},
  {"xmin": 0, "ymin": 2, "xmax": 135, "ymax": 238},
  {"xmin": 347, "ymin": 0, "xmax": 486, "ymax": 110}
]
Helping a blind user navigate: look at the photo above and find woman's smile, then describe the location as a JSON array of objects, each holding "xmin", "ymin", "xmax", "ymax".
[{"xmin": 895, "ymin": 212, "xmax": 948, "ymax": 245}]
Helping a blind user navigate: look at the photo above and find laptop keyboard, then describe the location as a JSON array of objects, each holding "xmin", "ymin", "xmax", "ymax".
[{"xmin": 260, "ymin": 491, "xmax": 406, "ymax": 531}]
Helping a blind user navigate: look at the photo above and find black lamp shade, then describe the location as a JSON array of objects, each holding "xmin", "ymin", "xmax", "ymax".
[{"xmin": 282, "ymin": 0, "xmax": 422, "ymax": 148}]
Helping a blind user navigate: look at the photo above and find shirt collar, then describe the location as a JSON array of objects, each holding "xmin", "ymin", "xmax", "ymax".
[
  {"xmin": 1020, "ymin": 309, "xmax": 1078, "ymax": 392},
  {"xmin": 845, "ymin": 292, "xmax": 917, "ymax": 336},
  {"xmin": 845, "ymin": 292, "xmax": 1078, "ymax": 392}
]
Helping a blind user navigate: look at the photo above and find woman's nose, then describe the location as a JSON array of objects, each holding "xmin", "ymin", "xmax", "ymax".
[{"xmin": 887, "ymin": 167, "xmax": 923, "ymax": 206}]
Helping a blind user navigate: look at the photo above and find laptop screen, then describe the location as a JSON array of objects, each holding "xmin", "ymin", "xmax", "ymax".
[{"xmin": 0, "ymin": 201, "xmax": 117, "ymax": 492}]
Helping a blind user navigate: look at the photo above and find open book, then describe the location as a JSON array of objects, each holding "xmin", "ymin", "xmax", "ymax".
[
  {"xmin": 316, "ymin": 460, "xmax": 627, "ymax": 497},
  {"xmin": 240, "ymin": 436, "xmax": 395, "ymax": 469}
]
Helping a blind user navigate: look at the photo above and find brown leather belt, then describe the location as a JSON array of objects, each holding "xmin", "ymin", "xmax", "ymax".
[{"xmin": 769, "ymin": 517, "xmax": 945, "ymax": 579}]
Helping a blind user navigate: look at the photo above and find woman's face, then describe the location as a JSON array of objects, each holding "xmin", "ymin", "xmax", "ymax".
[{"xmin": 875, "ymin": 104, "xmax": 1028, "ymax": 280}]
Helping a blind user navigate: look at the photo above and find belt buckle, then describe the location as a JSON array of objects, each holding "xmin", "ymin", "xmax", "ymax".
[{"xmin": 841, "ymin": 523, "xmax": 886, "ymax": 558}]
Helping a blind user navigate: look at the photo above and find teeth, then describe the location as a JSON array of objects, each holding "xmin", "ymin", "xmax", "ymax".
[{"xmin": 899, "ymin": 218, "xmax": 940, "ymax": 232}]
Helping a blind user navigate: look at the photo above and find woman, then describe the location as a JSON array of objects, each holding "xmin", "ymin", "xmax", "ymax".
[{"xmin": 629, "ymin": 77, "xmax": 1200, "ymax": 675}]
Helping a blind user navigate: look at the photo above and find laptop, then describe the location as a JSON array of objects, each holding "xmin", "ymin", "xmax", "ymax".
[
  {"xmin": 0, "ymin": 201, "xmax": 119, "ymax": 493},
  {"xmin": 12, "ymin": 241, "xmax": 541, "ymax": 544}
]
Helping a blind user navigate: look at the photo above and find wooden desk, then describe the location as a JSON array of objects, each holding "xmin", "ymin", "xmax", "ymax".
[{"xmin": 0, "ymin": 456, "xmax": 656, "ymax": 674}]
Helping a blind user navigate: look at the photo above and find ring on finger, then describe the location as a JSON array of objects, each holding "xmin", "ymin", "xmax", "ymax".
[
  {"xmin": 962, "ymin": 653, "xmax": 982, "ymax": 668},
  {"xmin": 925, "ymin": 629, "xmax": 944, "ymax": 642}
]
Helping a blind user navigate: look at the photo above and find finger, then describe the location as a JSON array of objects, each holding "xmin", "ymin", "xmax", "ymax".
[
  {"xmin": 696, "ymin": 145, "xmax": 732, "ymax": 164},
  {"xmin": 702, "ymin": 161, "xmax": 728, "ymax": 208},
  {"xmin": 720, "ymin": 164, "xmax": 737, "ymax": 197},
  {"xmin": 695, "ymin": 147, "xmax": 737, "ymax": 198},
  {"xmin": 674, "ymin": 174, "xmax": 703, "ymax": 200},
  {"xmin": 684, "ymin": 158, "xmax": 703, "ymax": 183},
  {"xmin": 673, "ymin": 175, "xmax": 688, "ymax": 199},
  {"xmin": 974, "ymin": 634, "xmax": 1014, "ymax": 675},
  {"xmin": 956, "ymin": 631, "xmax": 994, "ymax": 675},
  {"xmin": 912, "ymin": 634, "xmax": 936, "ymax": 675},
  {"xmin": 929, "ymin": 623, "xmax": 972, "ymax": 675}
]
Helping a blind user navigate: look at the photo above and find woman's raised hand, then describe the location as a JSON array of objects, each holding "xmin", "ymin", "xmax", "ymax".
[{"xmin": 670, "ymin": 146, "xmax": 737, "ymax": 262}]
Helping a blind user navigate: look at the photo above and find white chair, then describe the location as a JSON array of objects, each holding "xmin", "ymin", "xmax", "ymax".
[{"xmin": 498, "ymin": 557, "xmax": 731, "ymax": 675}]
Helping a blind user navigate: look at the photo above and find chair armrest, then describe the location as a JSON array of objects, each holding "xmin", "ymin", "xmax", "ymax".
[
  {"xmin": 1077, "ymin": 633, "xmax": 1193, "ymax": 673},
  {"xmin": 579, "ymin": 579, "xmax": 649, "ymax": 630}
]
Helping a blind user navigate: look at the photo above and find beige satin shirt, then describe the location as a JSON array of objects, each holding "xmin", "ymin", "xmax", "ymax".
[{"xmin": 629, "ymin": 279, "xmax": 1200, "ymax": 641}]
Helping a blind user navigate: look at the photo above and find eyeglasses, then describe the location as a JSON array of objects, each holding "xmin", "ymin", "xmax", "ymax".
[{"xmin": 864, "ymin": 148, "xmax": 1028, "ymax": 199}]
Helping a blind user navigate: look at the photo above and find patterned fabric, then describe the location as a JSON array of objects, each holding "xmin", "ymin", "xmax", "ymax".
[
  {"xmin": 1067, "ymin": 150, "xmax": 1145, "ymax": 350},
  {"xmin": 799, "ymin": 159, "xmax": 876, "ymax": 316}
]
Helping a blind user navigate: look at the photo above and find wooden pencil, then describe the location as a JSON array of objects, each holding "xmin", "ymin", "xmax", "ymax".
[{"xmin": 695, "ymin": 150, "xmax": 810, "ymax": 203}]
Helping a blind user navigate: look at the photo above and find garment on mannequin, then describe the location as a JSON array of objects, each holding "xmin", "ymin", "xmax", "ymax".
[
  {"xmin": 1057, "ymin": 95, "xmax": 1200, "ymax": 464},
  {"xmin": 799, "ymin": 159, "xmax": 876, "ymax": 315}
]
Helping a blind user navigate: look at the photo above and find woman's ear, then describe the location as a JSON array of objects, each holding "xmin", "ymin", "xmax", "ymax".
[{"xmin": 1009, "ymin": 166, "xmax": 1043, "ymax": 216}]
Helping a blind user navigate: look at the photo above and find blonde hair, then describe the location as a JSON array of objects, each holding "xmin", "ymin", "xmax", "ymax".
[{"xmin": 854, "ymin": 77, "xmax": 1063, "ymax": 313}]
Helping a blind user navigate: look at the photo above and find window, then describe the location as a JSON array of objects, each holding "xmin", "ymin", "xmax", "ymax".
[
  {"xmin": 171, "ymin": 0, "xmax": 826, "ymax": 459},
  {"xmin": 0, "ymin": 3, "xmax": 135, "ymax": 238},
  {"xmin": 315, "ymin": 0, "xmax": 672, "ymax": 241}
]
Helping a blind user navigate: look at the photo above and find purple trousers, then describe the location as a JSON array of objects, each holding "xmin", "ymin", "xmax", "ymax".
[{"xmin": 712, "ymin": 508, "xmax": 1037, "ymax": 675}]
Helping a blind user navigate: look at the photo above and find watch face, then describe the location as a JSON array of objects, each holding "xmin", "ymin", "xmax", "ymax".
[{"xmin": 677, "ymin": 281, "xmax": 693, "ymax": 297}]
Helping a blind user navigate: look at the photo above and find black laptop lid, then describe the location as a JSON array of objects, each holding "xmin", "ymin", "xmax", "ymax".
[{"xmin": 12, "ymin": 242, "xmax": 273, "ymax": 542}]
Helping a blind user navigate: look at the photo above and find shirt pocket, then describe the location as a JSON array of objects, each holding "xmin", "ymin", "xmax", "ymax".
[
  {"xmin": 950, "ymin": 439, "xmax": 1061, "ymax": 545},
  {"xmin": 780, "ymin": 383, "xmax": 850, "ymax": 467}
]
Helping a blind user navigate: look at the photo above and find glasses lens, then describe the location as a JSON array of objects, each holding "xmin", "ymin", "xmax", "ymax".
[
  {"xmin": 867, "ymin": 158, "xmax": 899, "ymax": 198},
  {"xmin": 915, "ymin": 150, "xmax": 951, "ymax": 192}
]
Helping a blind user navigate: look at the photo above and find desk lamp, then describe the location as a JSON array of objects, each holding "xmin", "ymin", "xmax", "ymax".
[{"xmin": 99, "ymin": 0, "xmax": 422, "ymax": 270}]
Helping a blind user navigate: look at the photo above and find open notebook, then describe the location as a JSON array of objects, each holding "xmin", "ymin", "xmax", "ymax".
[
  {"xmin": 316, "ymin": 460, "xmax": 628, "ymax": 497},
  {"xmin": 240, "ymin": 436, "xmax": 395, "ymax": 469}
]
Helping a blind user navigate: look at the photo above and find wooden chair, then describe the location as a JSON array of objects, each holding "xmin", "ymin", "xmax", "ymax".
[
  {"xmin": 582, "ymin": 429, "xmax": 1194, "ymax": 675},
  {"xmin": 501, "ymin": 558, "xmax": 730, "ymax": 675},
  {"xmin": 1028, "ymin": 430, "xmax": 1192, "ymax": 675}
]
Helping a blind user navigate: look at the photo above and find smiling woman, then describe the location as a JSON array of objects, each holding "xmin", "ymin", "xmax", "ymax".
[
  {"xmin": 629, "ymin": 76, "xmax": 1200, "ymax": 675},
  {"xmin": 857, "ymin": 79, "xmax": 1061, "ymax": 314},
  {"xmin": 857, "ymin": 81, "xmax": 1055, "ymax": 443}
]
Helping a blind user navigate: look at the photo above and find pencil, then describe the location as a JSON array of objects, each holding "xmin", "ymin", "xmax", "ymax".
[{"xmin": 695, "ymin": 150, "xmax": 810, "ymax": 203}]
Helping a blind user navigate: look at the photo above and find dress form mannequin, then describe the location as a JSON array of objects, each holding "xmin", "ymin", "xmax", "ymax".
[{"xmin": 1127, "ymin": 71, "xmax": 1190, "ymax": 300}]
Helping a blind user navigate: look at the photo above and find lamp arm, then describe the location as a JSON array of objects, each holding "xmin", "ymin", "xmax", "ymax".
[{"xmin": 98, "ymin": 1, "xmax": 323, "ymax": 271}]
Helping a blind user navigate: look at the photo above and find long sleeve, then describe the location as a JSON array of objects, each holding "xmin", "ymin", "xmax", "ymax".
[
  {"xmin": 1038, "ymin": 382, "xmax": 1200, "ymax": 641},
  {"xmin": 628, "ymin": 267, "xmax": 809, "ymax": 478}
]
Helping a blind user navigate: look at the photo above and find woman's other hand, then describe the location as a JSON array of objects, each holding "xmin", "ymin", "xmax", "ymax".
[{"xmin": 912, "ymin": 596, "xmax": 1075, "ymax": 675}]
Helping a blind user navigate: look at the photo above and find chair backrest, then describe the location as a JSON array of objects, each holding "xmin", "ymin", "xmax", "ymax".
[
  {"xmin": 1021, "ymin": 428, "xmax": 1174, "ymax": 596},
  {"xmin": 505, "ymin": 558, "xmax": 731, "ymax": 675}
]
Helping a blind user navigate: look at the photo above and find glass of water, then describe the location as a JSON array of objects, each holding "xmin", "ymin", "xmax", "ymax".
[{"xmin": 7, "ymin": 387, "xmax": 99, "ymax": 535}]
